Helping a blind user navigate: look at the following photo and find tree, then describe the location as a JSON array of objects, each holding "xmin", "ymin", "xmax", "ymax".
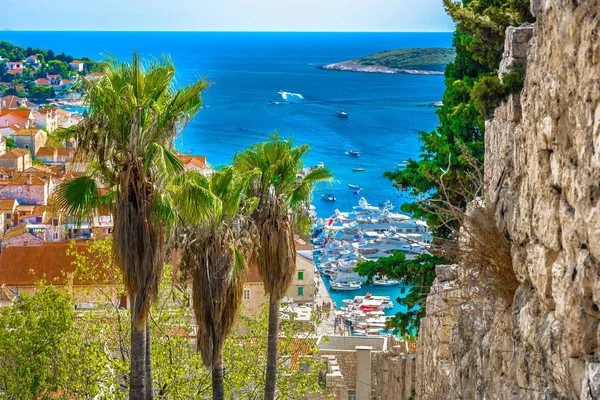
[
  {"xmin": 233, "ymin": 135, "xmax": 332, "ymax": 400},
  {"xmin": 379, "ymin": 0, "xmax": 534, "ymax": 334},
  {"xmin": 47, "ymin": 60, "xmax": 69, "ymax": 78},
  {"xmin": 53, "ymin": 52, "xmax": 209, "ymax": 399},
  {"xmin": 0, "ymin": 286, "xmax": 109, "ymax": 398},
  {"xmin": 68, "ymin": 237, "xmax": 328, "ymax": 399},
  {"xmin": 172, "ymin": 167, "xmax": 257, "ymax": 400}
]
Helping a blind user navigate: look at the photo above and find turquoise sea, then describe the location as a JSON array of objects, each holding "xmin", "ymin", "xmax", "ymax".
[{"xmin": 1, "ymin": 31, "xmax": 450, "ymax": 314}]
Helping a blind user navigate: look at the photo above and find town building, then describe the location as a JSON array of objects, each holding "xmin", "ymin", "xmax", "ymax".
[
  {"xmin": 0, "ymin": 109, "xmax": 34, "ymax": 130},
  {"xmin": 25, "ymin": 55, "xmax": 39, "ymax": 65},
  {"xmin": 33, "ymin": 108, "xmax": 58, "ymax": 132},
  {"xmin": 69, "ymin": 60, "xmax": 84, "ymax": 72},
  {"xmin": 35, "ymin": 147, "xmax": 75, "ymax": 165},
  {"xmin": 0, "ymin": 95, "xmax": 37, "ymax": 110},
  {"xmin": 10, "ymin": 128, "xmax": 47, "ymax": 155},
  {"xmin": 178, "ymin": 154, "xmax": 212, "ymax": 176},
  {"xmin": 35, "ymin": 78, "xmax": 50, "ymax": 87},
  {"xmin": 241, "ymin": 238, "xmax": 317, "ymax": 315},
  {"xmin": 0, "ymin": 242, "xmax": 121, "ymax": 307},
  {"xmin": 0, "ymin": 149, "xmax": 31, "ymax": 171},
  {"xmin": 0, "ymin": 174, "xmax": 50, "ymax": 205},
  {"xmin": 6, "ymin": 62, "xmax": 23, "ymax": 71}
]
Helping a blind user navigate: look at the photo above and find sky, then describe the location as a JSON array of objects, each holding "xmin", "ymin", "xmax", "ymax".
[{"xmin": 1, "ymin": 0, "xmax": 454, "ymax": 32}]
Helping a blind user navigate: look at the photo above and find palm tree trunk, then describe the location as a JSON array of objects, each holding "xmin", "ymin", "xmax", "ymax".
[
  {"xmin": 145, "ymin": 321, "xmax": 154, "ymax": 399},
  {"xmin": 130, "ymin": 313, "xmax": 146, "ymax": 400},
  {"xmin": 212, "ymin": 353, "xmax": 225, "ymax": 400},
  {"xmin": 263, "ymin": 297, "xmax": 279, "ymax": 400}
]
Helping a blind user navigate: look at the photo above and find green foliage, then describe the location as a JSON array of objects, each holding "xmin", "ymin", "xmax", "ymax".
[
  {"xmin": 27, "ymin": 85, "xmax": 54, "ymax": 101},
  {"xmin": 0, "ymin": 238, "xmax": 327, "ymax": 399},
  {"xmin": 381, "ymin": 0, "xmax": 534, "ymax": 334},
  {"xmin": 32, "ymin": 159, "xmax": 45, "ymax": 166},
  {"xmin": 357, "ymin": 47, "xmax": 456, "ymax": 71},
  {"xmin": 0, "ymin": 286, "xmax": 109, "ymax": 398},
  {"xmin": 47, "ymin": 60, "xmax": 69, "ymax": 78},
  {"xmin": 471, "ymin": 71, "xmax": 523, "ymax": 119},
  {"xmin": 5, "ymin": 137, "xmax": 15, "ymax": 150},
  {"xmin": 0, "ymin": 41, "xmax": 104, "ymax": 71}
]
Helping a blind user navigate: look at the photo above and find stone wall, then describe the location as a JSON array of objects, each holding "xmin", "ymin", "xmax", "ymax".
[
  {"xmin": 415, "ymin": 0, "xmax": 600, "ymax": 398},
  {"xmin": 0, "ymin": 183, "xmax": 47, "ymax": 205},
  {"xmin": 318, "ymin": 350, "xmax": 357, "ymax": 390},
  {"xmin": 372, "ymin": 344, "xmax": 417, "ymax": 399}
]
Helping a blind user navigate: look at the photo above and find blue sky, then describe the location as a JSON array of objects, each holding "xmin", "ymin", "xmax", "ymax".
[{"xmin": 2, "ymin": 0, "xmax": 454, "ymax": 32}]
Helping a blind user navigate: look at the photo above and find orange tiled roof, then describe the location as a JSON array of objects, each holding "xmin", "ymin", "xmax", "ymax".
[
  {"xmin": 178, "ymin": 155, "xmax": 207, "ymax": 169},
  {"xmin": 0, "ymin": 242, "xmax": 114, "ymax": 286},
  {"xmin": 0, "ymin": 109, "xmax": 32, "ymax": 119},
  {"xmin": 0, "ymin": 198, "xmax": 17, "ymax": 211},
  {"xmin": 11, "ymin": 128, "xmax": 43, "ymax": 137},
  {"xmin": 246, "ymin": 262, "xmax": 262, "ymax": 283},
  {"xmin": 70, "ymin": 60, "xmax": 83, "ymax": 64},
  {"xmin": 7, "ymin": 69, "xmax": 22, "ymax": 75},
  {"xmin": 5, "ymin": 174, "xmax": 48, "ymax": 186},
  {"xmin": 2, "ymin": 224, "xmax": 31, "ymax": 241},
  {"xmin": 36, "ymin": 78, "xmax": 50, "ymax": 85},
  {"xmin": 36, "ymin": 147, "xmax": 74, "ymax": 158},
  {"xmin": 0, "ymin": 149, "xmax": 30, "ymax": 159}
]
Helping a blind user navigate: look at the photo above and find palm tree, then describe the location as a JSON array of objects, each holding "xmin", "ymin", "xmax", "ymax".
[
  {"xmin": 172, "ymin": 167, "xmax": 257, "ymax": 400},
  {"xmin": 233, "ymin": 135, "xmax": 332, "ymax": 400},
  {"xmin": 53, "ymin": 52, "xmax": 208, "ymax": 400}
]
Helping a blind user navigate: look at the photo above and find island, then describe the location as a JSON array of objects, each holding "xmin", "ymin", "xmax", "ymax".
[{"xmin": 320, "ymin": 48, "xmax": 455, "ymax": 75}]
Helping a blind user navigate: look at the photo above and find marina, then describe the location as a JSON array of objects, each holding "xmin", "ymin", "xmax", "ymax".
[{"xmin": 312, "ymin": 197, "xmax": 430, "ymax": 336}]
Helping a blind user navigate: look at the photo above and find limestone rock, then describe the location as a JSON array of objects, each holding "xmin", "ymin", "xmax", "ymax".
[{"xmin": 415, "ymin": 0, "xmax": 600, "ymax": 398}]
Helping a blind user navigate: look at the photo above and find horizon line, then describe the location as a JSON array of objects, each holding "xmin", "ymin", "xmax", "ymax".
[{"xmin": 0, "ymin": 29, "xmax": 454, "ymax": 34}]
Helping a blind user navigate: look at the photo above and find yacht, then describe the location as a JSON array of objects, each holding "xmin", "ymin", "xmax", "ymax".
[
  {"xmin": 373, "ymin": 277, "xmax": 400, "ymax": 286},
  {"xmin": 348, "ymin": 149, "xmax": 360, "ymax": 157},
  {"xmin": 330, "ymin": 282, "xmax": 362, "ymax": 291},
  {"xmin": 348, "ymin": 184, "xmax": 361, "ymax": 189},
  {"xmin": 336, "ymin": 109, "xmax": 348, "ymax": 119}
]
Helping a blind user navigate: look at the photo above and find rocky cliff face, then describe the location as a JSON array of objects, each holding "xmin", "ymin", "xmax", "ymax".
[{"xmin": 416, "ymin": 0, "xmax": 600, "ymax": 398}]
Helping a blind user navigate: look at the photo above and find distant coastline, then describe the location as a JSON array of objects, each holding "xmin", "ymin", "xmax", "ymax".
[
  {"xmin": 319, "ymin": 47, "xmax": 454, "ymax": 76},
  {"xmin": 319, "ymin": 61, "xmax": 445, "ymax": 75}
]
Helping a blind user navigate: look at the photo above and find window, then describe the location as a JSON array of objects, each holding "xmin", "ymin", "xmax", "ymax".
[
  {"xmin": 298, "ymin": 271, "xmax": 304, "ymax": 280},
  {"xmin": 297, "ymin": 286, "xmax": 304, "ymax": 296},
  {"xmin": 348, "ymin": 390, "xmax": 357, "ymax": 400},
  {"xmin": 243, "ymin": 289, "xmax": 250, "ymax": 300},
  {"xmin": 52, "ymin": 232, "xmax": 58, "ymax": 240},
  {"xmin": 6, "ymin": 213, "xmax": 10, "ymax": 219}
]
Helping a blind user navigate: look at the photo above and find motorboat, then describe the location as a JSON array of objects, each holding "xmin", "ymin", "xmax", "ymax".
[
  {"xmin": 336, "ymin": 109, "xmax": 348, "ymax": 119},
  {"xmin": 348, "ymin": 149, "xmax": 360, "ymax": 157},
  {"xmin": 330, "ymin": 282, "xmax": 362, "ymax": 291},
  {"xmin": 373, "ymin": 277, "xmax": 400, "ymax": 286},
  {"xmin": 352, "ymin": 168, "xmax": 365, "ymax": 172},
  {"xmin": 321, "ymin": 194, "xmax": 336, "ymax": 202},
  {"xmin": 348, "ymin": 184, "xmax": 361, "ymax": 189}
]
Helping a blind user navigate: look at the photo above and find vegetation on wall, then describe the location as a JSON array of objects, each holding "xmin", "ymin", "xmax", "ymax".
[{"xmin": 357, "ymin": 0, "xmax": 534, "ymax": 334}]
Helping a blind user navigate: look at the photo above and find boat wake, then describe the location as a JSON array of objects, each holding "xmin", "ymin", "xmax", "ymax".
[{"xmin": 279, "ymin": 90, "xmax": 304, "ymax": 101}]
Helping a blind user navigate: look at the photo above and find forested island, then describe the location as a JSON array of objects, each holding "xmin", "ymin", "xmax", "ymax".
[{"xmin": 320, "ymin": 47, "xmax": 455, "ymax": 75}]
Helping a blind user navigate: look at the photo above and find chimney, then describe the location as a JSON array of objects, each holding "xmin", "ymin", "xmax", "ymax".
[
  {"xmin": 26, "ymin": 174, "xmax": 31, "ymax": 185},
  {"xmin": 53, "ymin": 148, "xmax": 57, "ymax": 163}
]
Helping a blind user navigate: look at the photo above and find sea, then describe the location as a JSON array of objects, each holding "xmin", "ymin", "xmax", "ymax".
[{"xmin": 1, "ymin": 31, "xmax": 452, "ymax": 314}]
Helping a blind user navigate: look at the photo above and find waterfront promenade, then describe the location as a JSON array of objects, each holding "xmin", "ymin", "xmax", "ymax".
[{"xmin": 314, "ymin": 271, "xmax": 349, "ymax": 337}]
